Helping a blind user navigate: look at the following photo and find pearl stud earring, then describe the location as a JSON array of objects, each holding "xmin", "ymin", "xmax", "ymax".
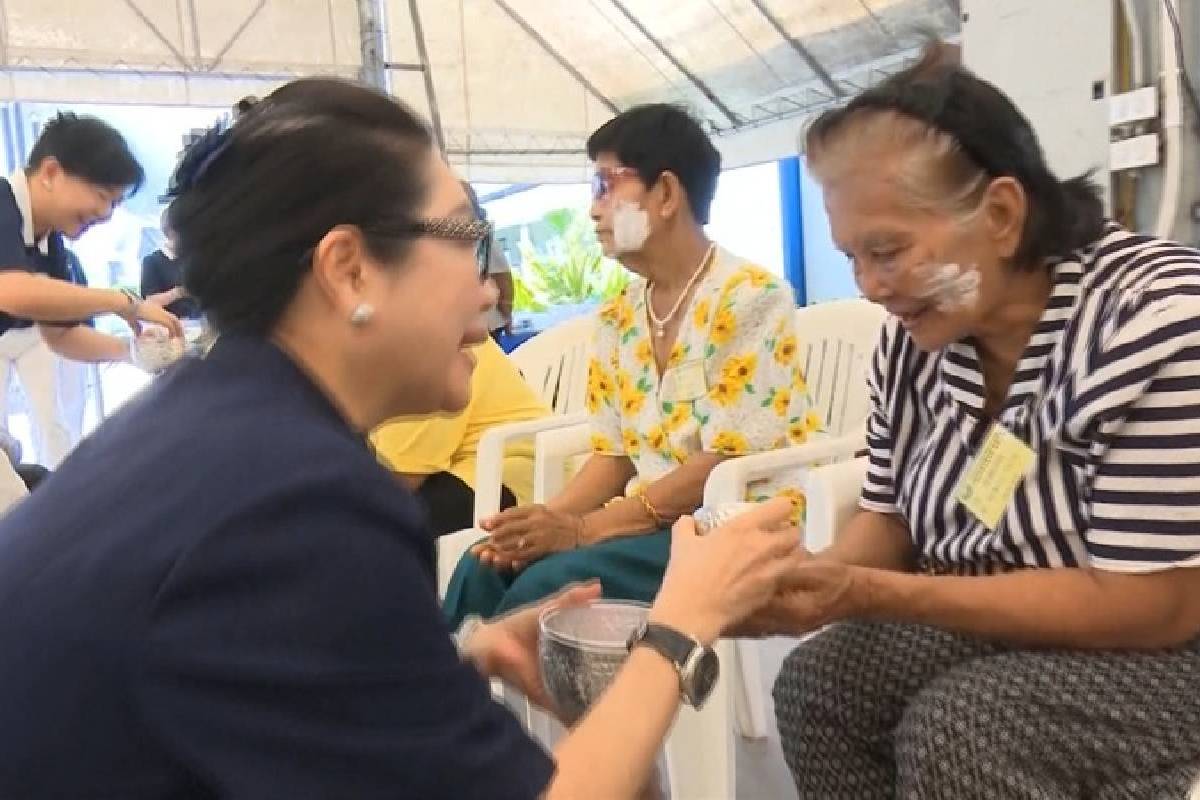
[{"xmin": 350, "ymin": 303, "xmax": 374, "ymax": 325}]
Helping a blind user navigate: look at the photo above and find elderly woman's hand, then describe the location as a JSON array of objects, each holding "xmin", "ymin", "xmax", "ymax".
[
  {"xmin": 727, "ymin": 553, "xmax": 863, "ymax": 637},
  {"xmin": 472, "ymin": 505, "xmax": 586, "ymax": 570}
]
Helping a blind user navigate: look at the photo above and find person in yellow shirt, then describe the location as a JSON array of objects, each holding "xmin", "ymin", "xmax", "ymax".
[{"xmin": 371, "ymin": 337, "xmax": 549, "ymax": 536}]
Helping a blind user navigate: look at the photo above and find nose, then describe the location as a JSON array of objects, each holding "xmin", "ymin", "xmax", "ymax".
[
  {"xmin": 480, "ymin": 276, "xmax": 499, "ymax": 312},
  {"xmin": 589, "ymin": 196, "xmax": 605, "ymax": 223},
  {"xmin": 854, "ymin": 264, "xmax": 894, "ymax": 305}
]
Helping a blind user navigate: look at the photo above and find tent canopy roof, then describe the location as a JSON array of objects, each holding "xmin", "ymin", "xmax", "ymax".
[{"xmin": 0, "ymin": 0, "xmax": 959, "ymax": 180}]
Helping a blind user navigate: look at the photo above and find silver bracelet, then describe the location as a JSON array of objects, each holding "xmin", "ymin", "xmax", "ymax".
[
  {"xmin": 453, "ymin": 614, "xmax": 485, "ymax": 659},
  {"xmin": 119, "ymin": 287, "xmax": 142, "ymax": 312}
]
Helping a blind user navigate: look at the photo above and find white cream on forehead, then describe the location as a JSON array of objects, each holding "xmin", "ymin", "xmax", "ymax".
[
  {"xmin": 912, "ymin": 262, "xmax": 981, "ymax": 311},
  {"xmin": 611, "ymin": 200, "xmax": 651, "ymax": 254}
]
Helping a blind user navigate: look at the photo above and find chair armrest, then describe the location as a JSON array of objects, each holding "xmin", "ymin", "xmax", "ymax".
[
  {"xmin": 702, "ymin": 429, "xmax": 866, "ymax": 508},
  {"xmin": 533, "ymin": 423, "xmax": 592, "ymax": 503},
  {"xmin": 802, "ymin": 457, "xmax": 868, "ymax": 552},
  {"xmin": 437, "ymin": 527, "xmax": 485, "ymax": 598},
  {"xmin": 474, "ymin": 413, "xmax": 590, "ymax": 523}
]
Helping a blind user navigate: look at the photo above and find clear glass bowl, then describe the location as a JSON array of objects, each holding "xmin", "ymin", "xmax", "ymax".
[{"xmin": 539, "ymin": 599, "xmax": 649, "ymax": 724}]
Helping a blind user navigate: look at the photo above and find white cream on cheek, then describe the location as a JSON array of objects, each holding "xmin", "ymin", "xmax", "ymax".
[
  {"xmin": 611, "ymin": 200, "xmax": 651, "ymax": 254},
  {"xmin": 911, "ymin": 261, "xmax": 981, "ymax": 311}
]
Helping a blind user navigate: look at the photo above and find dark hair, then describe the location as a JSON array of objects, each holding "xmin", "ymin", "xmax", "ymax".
[
  {"xmin": 26, "ymin": 112, "xmax": 144, "ymax": 193},
  {"xmin": 587, "ymin": 104, "xmax": 722, "ymax": 225},
  {"xmin": 233, "ymin": 96, "xmax": 258, "ymax": 117},
  {"xmin": 806, "ymin": 42, "xmax": 1105, "ymax": 268},
  {"xmin": 461, "ymin": 181, "xmax": 485, "ymax": 221},
  {"xmin": 166, "ymin": 78, "xmax": 433, "ymax": 334}
]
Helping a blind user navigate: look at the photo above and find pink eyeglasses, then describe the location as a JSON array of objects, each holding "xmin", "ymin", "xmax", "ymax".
[{"xmin": 591, "ymin": 166, "xmax": 641, "ymax": 200}]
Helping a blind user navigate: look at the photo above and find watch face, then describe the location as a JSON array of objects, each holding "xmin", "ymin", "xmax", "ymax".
[{"xmin": 683, "ymin": 648, "xmax": 721, "ymax": 708}]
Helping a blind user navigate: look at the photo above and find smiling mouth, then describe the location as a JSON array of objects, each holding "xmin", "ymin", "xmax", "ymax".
[
  {"xmin": 893, "ymin": 305, "xmax": 932, "ymax": 327},
  {"xmin": 461, "ymin": 321, "xmax": 489, "ymax": 348}
]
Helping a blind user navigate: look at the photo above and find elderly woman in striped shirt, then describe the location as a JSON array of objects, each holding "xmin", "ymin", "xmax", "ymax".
[{"xmin": 759, "ymin": 42, "xmax": 1200, "ymax": 798}]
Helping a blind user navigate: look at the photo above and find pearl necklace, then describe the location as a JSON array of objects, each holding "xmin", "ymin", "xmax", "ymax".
[{"xmin": 645, "ymin": 243, "xmax": 716, "ymax": 339}]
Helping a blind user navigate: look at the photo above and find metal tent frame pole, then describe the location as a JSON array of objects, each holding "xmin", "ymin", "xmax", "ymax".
[
  {"xmin": 492, "ymin": 0, "xmax": 620, "ymax": 116},
  {"xmin": 357, "ymin": 0, "xmax": 387, "ymax": 88},
  {"xmin": 608, "ymin": 0, "xmax": 742, "ymax": 127},
  {"xmin": 748, "ymin": 0, "xmax": 843, "ymax": 99},
  {"xmin": 406, "ymin": 0, "xmax": 445, "ymax": 152}
]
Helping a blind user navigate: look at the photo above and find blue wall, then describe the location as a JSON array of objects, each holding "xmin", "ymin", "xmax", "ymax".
[
  {"xmin": 778, "ymin": 157, "xmax": 805, "ymax": 306},
  {"xmin": 799, "ymin": 158, "xmax": 858, "ymax": 304}
]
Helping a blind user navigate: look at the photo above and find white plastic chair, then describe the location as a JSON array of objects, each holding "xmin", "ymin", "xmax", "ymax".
[
  {"xmin": 675, "ymin": 299, "xmax": 882, "ymax": 799},
  {"xmin": 508, "ymin": 315, "xmax": 594, "ymax": 415},
  {"xmin": 516, "ymin": 298, "xmax": 887, "ymax": 798},
  {"xmin": 437, "ymin": 313, "xmax": 595, "ymax": 595}
]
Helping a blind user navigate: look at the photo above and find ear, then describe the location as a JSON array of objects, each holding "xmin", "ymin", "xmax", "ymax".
[
  {"xmin": 309, "ymin": 225, "xmax": 370, "ymax": 319},
  {"xmin": 34, "ymin": 157, "xmax": 62, "ymax": 186},
  {"xmin": 980, "ymin": 176, "xmax": 1027, "ymax": 261},
  {"xmin": 654, "ymin": 170, "xmax": 689, "ymax": 221}
]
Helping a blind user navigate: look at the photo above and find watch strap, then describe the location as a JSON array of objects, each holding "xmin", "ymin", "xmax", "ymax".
[{"xmin": 628, "ymin": 621, "xmax": 700, "ymax": 667}]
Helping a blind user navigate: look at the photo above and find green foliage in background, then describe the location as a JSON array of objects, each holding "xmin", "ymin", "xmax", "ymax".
[{"xmin": 512, "ymin": 208, "xmax": 629, "ymax": 311}]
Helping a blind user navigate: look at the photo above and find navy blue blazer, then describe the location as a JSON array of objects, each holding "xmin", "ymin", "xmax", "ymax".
[{"xmin": 0, "ymin": 334, "xmax": 553, "ymax": 799}]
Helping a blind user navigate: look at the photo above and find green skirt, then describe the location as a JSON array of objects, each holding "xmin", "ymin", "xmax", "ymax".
[{"xmin": 443, "ymin": 529, "xmax": 672, "ymax": 628}]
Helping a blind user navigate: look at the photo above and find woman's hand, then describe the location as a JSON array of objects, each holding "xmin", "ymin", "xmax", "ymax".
[
  {"xmin": 474, "ymin": 505, "xmax": 585, "ymax": 569},
  {"xmin": 115, "ymin": 292, "xmax": 184, "ymax": 339},
  {"xmin": 461, "ymin": 581, "xmax": 602, "ymax": 712},
  {"xmin": 468, "ymin": 541, "xmax": 519, "ymax": 571},
  {"xmin": 730, "ymin": 554, "xmax": 864, "ymax": 637},
  {"xmin": 648, "ymin": 497, "xmax": 801, "ymax": 646}
]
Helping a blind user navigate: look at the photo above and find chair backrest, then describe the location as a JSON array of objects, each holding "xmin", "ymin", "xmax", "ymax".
[
  {"xmin": 509, "ymin": 314, "xmax": 595, "ymax": 415},
  {"xmin": 794, "ymin": 298, "xmax": 888, "ymax": 436}
]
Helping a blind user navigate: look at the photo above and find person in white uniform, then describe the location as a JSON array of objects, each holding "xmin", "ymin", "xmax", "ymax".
[{"xmin": 0, "ymin": 114, "xmax": 180, "ymax": 465}]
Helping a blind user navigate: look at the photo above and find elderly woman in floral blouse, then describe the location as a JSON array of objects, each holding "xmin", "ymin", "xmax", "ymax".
[{"xmin": 444, "ymin": 104, "xmax": 816, "ymax": 625}]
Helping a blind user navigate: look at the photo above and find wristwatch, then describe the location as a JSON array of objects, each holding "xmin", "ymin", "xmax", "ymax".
[{"xmin": 626, "ymin": 621, "xmax": 720, "ymax": 709}]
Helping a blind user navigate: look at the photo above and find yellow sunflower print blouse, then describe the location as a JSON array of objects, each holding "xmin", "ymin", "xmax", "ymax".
[{"xmin": 588, "ymin": 247, "xmax": 820, "ymax": 517}]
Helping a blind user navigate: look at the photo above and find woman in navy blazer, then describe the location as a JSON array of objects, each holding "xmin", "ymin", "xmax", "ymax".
[{"xmin": 0, "ymin": 79, "xmax": 799, "ymax": 799}]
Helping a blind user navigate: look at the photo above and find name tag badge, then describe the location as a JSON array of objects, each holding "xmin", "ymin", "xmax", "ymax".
[
  {"xmin": 662, "ymin": 361, "xmax": 707, "ymax": 402},
  {"xmin": 953, "ymin": 424, "xmax": 1036, "ymax": 531}
]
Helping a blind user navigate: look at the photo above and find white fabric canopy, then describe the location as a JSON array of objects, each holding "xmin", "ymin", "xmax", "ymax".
[{"xmin": 0, "ymin": 0, "xmax": 958, "ymax": 180}]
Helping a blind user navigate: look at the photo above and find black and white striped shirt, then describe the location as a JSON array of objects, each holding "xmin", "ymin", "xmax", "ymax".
[{"xmin": 862, "ymin": 224, "xmax": 1200, "ymax": 573}]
